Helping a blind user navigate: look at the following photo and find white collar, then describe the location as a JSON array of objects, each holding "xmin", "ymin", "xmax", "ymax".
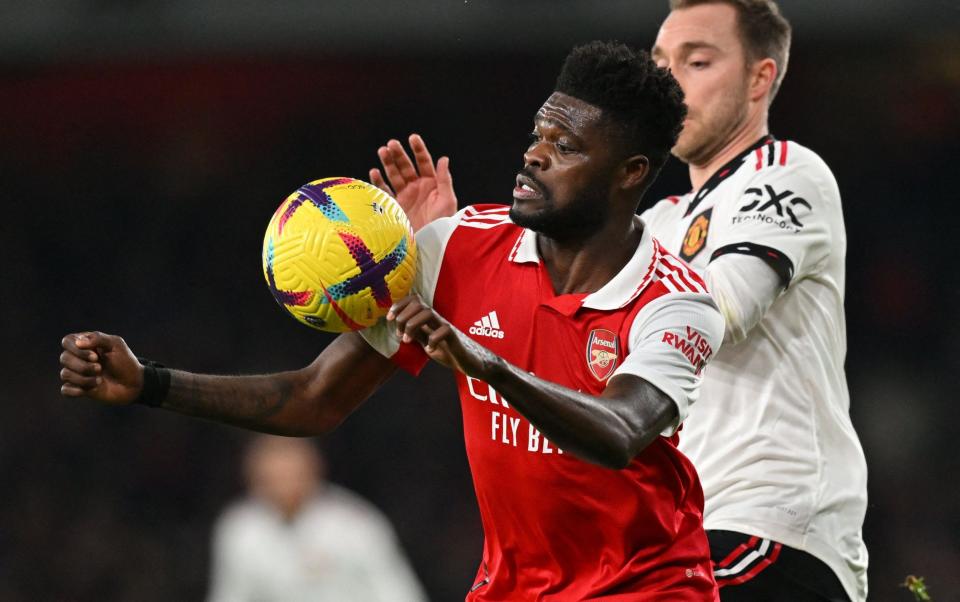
[{"xmin": 506, "ymin": 218, "xmax": 658, "ymax": 310}]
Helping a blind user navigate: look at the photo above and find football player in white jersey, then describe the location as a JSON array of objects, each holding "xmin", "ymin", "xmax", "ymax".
[{"xmin": 647, "ymin": 1, "xmax": 868, "ymax": 600}]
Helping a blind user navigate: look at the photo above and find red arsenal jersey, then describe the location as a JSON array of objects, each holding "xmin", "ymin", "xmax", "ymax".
[{"xmin": 362, "ymin": 205, "xmax": 724, "ymax": 601}]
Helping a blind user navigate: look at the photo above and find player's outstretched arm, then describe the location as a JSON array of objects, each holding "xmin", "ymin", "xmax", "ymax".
[
  {"xmin": 390, "ymin": 297, "xmax": 678, "ymax": 469},
  {"xmin": 60, "ymin": 331, "xmax": 396, "ymax": 436},
  {"xmin": 369, "ymin": 134, "xmax": 457, "ymax": 231}
]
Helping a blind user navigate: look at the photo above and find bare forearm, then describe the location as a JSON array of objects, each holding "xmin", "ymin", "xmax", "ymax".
[
  {"xmin": 158, "ymin": 333, "xmax": 397, "ymax": 436},
  {"xmin": 160, "ymin": 369, "xmax": 325, "ymax": 436},
  {"xmin": 482, "ymin": 359, "xmax": 676, "ymax": 469}
]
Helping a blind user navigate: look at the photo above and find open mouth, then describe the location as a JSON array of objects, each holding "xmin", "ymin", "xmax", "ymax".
[{"xmin": 514, "ymin": 173, "xmax": 544, "ymax": 200}]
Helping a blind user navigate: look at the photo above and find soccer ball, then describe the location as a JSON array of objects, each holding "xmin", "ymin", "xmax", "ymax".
[{"xmin": 262, "ymin": 177, "xmax": 417, "ymax": 332}]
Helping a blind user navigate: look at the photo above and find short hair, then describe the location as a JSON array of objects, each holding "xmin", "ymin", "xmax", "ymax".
[
  {"xmin": 670, "ymin": 0, "xmax": 792, "ymax": 102},
  {"xmin": 554, "ymin": 40, "xmax": 686, "ymax": 174}
]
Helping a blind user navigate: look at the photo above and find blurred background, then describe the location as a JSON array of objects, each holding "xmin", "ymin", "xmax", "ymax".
[{"xmin": 4, "ymin": 0, "xmax": 959, "ymax": 600}]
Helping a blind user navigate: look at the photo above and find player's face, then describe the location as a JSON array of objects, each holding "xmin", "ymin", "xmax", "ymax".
[
  {"xmin": 512, "ymin": 92, "xmax": 619, "ymax": 240},
  {"xmin": 248, "ymin": 445, "xmax": 319, "ymax": 518},
  {"xmin": 653, "ymin": 3, "xmax": 751, "ymax": 165}
]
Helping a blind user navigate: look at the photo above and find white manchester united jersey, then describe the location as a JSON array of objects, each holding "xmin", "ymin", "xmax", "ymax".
[{"xmin": 642, "ymin": 137, "xmax": 868, "ymax": 601}]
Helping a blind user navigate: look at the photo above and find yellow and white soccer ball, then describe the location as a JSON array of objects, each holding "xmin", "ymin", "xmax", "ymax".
[{"xmin": 262, "ymin": 177, "xmax": 417, "ymax": 332}]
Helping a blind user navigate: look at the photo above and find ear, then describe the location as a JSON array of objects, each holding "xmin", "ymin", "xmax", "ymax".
[
  {"xmin": 749, "ymin": 58, "xmax": 777, "ymax": 103},
  {"xmin": 620, "ymin": 154, "xmax": 651, "ymax": 191}
]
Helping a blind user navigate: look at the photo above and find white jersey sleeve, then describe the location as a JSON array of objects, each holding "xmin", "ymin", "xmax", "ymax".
[
  {"xmin": 705, "ymin": 253, "xmax": 783, "ymax": 345},
  {"xmin": 611, "ymin": 293, "xmax": 724, "ymax": 436},
  {"xmin": 710, "ymin": 150, "xmax": 840, "ymax": 286},
  {"xmin": 359, "ymin": 208, "xmax": 465, "ymax": 359}
]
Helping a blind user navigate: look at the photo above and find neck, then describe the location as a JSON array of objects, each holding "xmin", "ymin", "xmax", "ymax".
[
  {"xmin": 688, "ymin": 115, "xmax": 769, "ymax": 191},
  {"xmin": 537, "ymin": 212, "xmax": 642, "ymax": 296}
]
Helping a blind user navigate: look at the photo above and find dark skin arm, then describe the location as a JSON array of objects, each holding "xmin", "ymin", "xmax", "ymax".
[
  {"xmin": 59, "ymin": 135, "xmax": 456, "ymax": 435},
  {"xmin": 60, "ymin": 330, "xmax": 397, "ymax": 436},
  {"xmin": 60, "ymin": 293, "xmax": 676, "ymax": 463},
  {"xmin": 390, "ymin": 296, "xmax": 678, "ymax": 469}
]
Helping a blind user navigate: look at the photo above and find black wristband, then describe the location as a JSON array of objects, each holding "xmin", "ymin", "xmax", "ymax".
[{"xmin": 136, "ymin": 357, "xmax": 171, "ymax": 407}]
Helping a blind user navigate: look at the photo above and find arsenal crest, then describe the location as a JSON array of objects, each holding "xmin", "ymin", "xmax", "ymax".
[
  {"xmin": 680, "ymin": 208, "xmax": 712, "ymax": 261},
  {"xmin": 586, "ymin": 329, "xmax": 620, "ymax": 381}
]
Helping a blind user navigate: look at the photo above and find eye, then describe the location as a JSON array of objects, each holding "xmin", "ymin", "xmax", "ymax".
[
  {"xmin": 689, "ymin": 60, "xmax": 710, "ymax": 69},
  {"xmin": 556, "ymin": 142, "xmax": 576, "ymax": 154}
]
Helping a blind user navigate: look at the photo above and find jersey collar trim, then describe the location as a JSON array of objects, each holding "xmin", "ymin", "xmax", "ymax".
[
  {"xmin": 582, "ymin": 221, "xmax": 657, "ymax": 310},
  {"xmin": 507, "ymin": 222, "xmax": 658, "ymax": 311},
  {"xmin": 684, "ymin": 134, "xmax": 774, "ymax": 217},
  {"xmin": 508, "ymin": 228, "xmax": 540, "ymax": 264}
]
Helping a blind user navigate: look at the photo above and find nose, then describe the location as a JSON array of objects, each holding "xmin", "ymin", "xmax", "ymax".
[{"xmin": 523, "ymin": 142, "xmax": 550, "ymax": 171}]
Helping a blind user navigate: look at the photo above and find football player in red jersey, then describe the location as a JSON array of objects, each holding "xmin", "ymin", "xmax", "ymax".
[{"xmin": 60, "ymin": 42, "xmax": 724, "ymax": 600}]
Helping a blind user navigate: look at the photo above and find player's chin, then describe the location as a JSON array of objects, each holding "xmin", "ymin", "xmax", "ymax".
[
  {"xmin": 510, "ymin": 194, "xmax": 549, "ymax": 216},
  {"xmin": 508, "ymin": 201, "xmax": 542, "ymax": 226}
]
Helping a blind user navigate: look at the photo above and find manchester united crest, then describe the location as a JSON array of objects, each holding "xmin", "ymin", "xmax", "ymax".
[
  {"xmin": 586, "ymin": 329, "xmax": 620, "ymax": 381},
  {"xmin": 680, "ymin": 208, "xmax": 712, "ymax": 261}
]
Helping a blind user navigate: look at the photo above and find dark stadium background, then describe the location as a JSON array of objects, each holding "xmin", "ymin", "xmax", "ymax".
[{"xmin": 3, "ymin": 1, "xmax": 958, "ymax": 600}]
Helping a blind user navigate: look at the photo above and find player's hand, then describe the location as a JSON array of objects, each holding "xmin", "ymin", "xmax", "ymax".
[
  {"xmin": 388, "ymin": 295, "xmax": 499, "ymax": 378},
  {"xmin": 60, "ymin": 332, "xmax": 144, "ymax": 405},
  {"xmin": 369, "ymin": 134, "xmax": 457, "ymax": 232}
]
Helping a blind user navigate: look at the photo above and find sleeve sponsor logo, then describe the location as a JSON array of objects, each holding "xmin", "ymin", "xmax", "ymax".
[
  {"xmin": 735, "ymin": 184, "xmax": 811, "ymax": 233},
  {"xmin": 680, "ymin": 208, "xmax": 712, "ymax": 262},
  {"xmin": 661, "ymin": 326, "xmax": 714, "ymax": 376}
]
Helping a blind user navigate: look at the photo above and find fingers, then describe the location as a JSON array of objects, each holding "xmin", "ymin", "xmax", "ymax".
[
  {"xmin": 386, "ymin": 295, "xmax": 413, "ymax": 321},
  {"xmin": 409, "ymin": 133, "xmax": 436, "ymax": 178},
  {"xmin": 434, "ymin": 155, "xmax": 458, "ymax": 217},
  {"xmin": 400, "ymin": 310, "xmax": 440, "ymax": 345},
  {"xmin": 73, "ymin": 331, "xmax": 115, "ymax": 353},
  {"xmin": 60, "ymin": 383, "xmax": 87, "ymax": 397},
  {"xmin": 424, "ymin": 323, "xmax": 454, "ymax": 353},
  {"xmin": 368, "ymin": 168, "xmax": 394, "ymax": 196},
  {"xmin": 377, "ymin": 144, "xmax": 407, "ymax": 192},
  {"xmin": 60, "ymin": 366, "xmax": 101, "ymax": 390},
  {"xmin": 387, "ymin": 296, "xmax": 475, "ymax": 374},
  {"xmin": 436, "ymin": 156, "xmax": 452, "ymax": 185},
  {"xmin": 387, "ymin": 139, "xmax": 419, "ymax": 187},
  {"xmin": 388, "ymin": 295, "xmax": 441, "ymax": 345},
  {"xmin": 60, "ymin": 350, "xmax": 100, "ymax": 376},
  {"xmin": 60, "ymin": 336, "xmax": 105, "ymax": 397},
  {"xmin": 62, "ymin": 332, "xmax": 101, "ymax": 362},
  {"xmin": 393, "ymin": 302, "xmax": 436, "ymax": 344}
]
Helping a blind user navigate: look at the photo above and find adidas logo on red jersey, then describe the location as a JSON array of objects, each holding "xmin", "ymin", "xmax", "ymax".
[{"xmin": 469, "ymin": 311, "xmax": 505, "ymax": 339}]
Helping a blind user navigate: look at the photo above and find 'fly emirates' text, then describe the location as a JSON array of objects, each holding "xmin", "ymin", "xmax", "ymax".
[{"xmin": 466, "ymin": 376, "xmax": 564, "ymax": 456}]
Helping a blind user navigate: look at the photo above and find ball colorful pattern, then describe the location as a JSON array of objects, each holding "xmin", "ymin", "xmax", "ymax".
[{"xmin": 262, "ymin": 177, "xmax": 417, "ymax": 332}]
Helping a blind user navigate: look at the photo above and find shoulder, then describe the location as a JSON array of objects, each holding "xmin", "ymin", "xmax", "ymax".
[
  {"xmin": 458, "ymin": 204, "xmax": 514, "ymax": 226},
  {"xmin": 310, "ymin": 485, "xmax": 398, "ymax": 538},
  {"xmin": 648, "ymin": 194, "xmax": 686, "ymax": 210},
  {"xmin": 624, "ymin": 239, "xmax": 721, "ymax": 339},
  {"xmin": 452, "ymin": 204, "xmax": 519, "ymax": 243},
  {"xmin": 640, "ymin": 193, "xmax": 688, "ymax": 223},
  {"xmin": 321, "ymin": 483, "xmax": 382, "ymax": 514},
  {"xmin": 418, "ymin": 203, "xmax": 521, "ymax": 261},
  {"xmin": 744, "ymin": 139, "xmax": 839, "ymax": 192},
  {"xmin": 213, "ymin": 500, "xmax": 275, "ymax": 545},
  {"xmin": 615, "ymin": 241, "xmax": 725, "ymax": 394},
  {"xmin": 418, "ymin": 204, "xmax": 515, "ymax": 245},
  {"xmin": 217, "ymin": 500, "xmax": 266, "ymax": 525},
  {"xmin": 651, "ymin": 240, "xmax": 709, "ymax": 296}
]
